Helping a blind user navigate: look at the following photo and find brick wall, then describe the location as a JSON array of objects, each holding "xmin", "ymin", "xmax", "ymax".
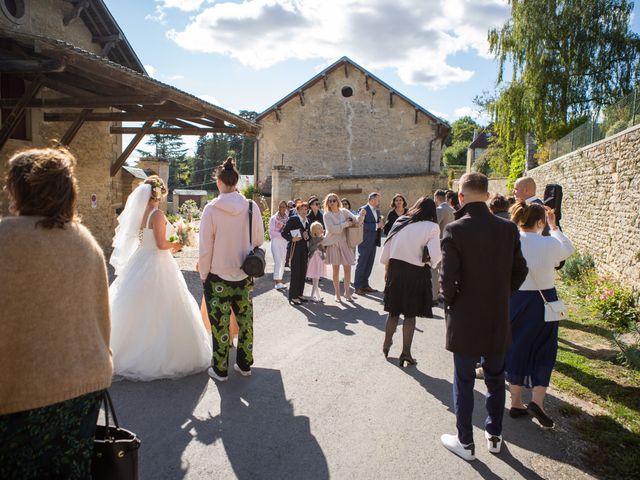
[{"xmin": 526, "ymin": 124, "xmax": 640, "ymax": 290}]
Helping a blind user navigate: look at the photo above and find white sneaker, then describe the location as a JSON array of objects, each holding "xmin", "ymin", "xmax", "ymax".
[
  {"xmin": 275, "ymin": 283, "xmax": 286, "ymax": 290},
  {"xmin": 233, "ymin": 364, "xmax": 251, "ymax": 377},
  {"xmin": 441, "ymin": 434, "xmax": 476, "ymax": 461},
  {"xmin": 207, "ymin": 367, "xmax": 228, "ymax": 382},
  {"xmin": 485, "ymin": 431, "xmax": 503, "ymax": 454}
]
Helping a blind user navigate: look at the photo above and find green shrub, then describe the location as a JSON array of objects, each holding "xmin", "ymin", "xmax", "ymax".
[
  {"xmin": 506, "ymin": 147, "xmax": 525, "ymax": 192},
  {"xmin": 241, "ymin": 184, "xmax": 256, "ymax": 199},
  {"xmin": 560, "ymin": 252, "xmax": 596, "ymax": 283},
  {"xmin": 262, "ymin": 207, "xmax": 271, "ymax": 241},
  {"xmin": 589, "ymin": 281, "xmax": 640, "ymax": 331},
  {"xmin": 178, "ymin": 199, "xmax": 201, "ymax": 220},
  {"xmin": 611, "ymin": 322, "xmax": 640, "ymax": 370}
]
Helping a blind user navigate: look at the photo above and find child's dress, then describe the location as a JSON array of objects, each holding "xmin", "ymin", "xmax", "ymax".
[{"xmin": 307, "ymin": 237, "xmax": 326, "ymax": 279}]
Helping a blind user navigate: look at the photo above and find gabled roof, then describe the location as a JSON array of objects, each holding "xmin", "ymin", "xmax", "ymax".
[
  {"xmin": 469, "ymin": 131, "xmax": 490, "ymax": 150},
  {"xmin": 256, "ymin": 56, "xmax": 449, "ymax": 129},
  {"xmin": 72, "ymin": 0, "xmax": 146, "ymax": 74}
]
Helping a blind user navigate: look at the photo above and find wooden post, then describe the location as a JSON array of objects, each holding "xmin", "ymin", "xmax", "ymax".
[
  {"xmin": 0, "ymin": 77, "xmax": 43, "ymax": 151},
  {"xmin": 298, "ymin": 90, "xmax": 305, "ymax": 106},
  {"xmin": 322, "ymin": 74, "xmax": 328, "ymax": 90},
  {"xmin": 389, "ymin": 92, "xmax": 394, "ymax": 108},
  {"xmin": 60, "ymin": 108, "xmax": 92, "ymax": 145},
  {"xmin": 110, "ymin": 121, "xmax": 153, "ymax": 176}
]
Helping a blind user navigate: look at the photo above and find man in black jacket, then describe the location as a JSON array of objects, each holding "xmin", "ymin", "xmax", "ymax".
[{"xmin": 440, "ymin": 173, "xmax": 528, "ymax": 461}]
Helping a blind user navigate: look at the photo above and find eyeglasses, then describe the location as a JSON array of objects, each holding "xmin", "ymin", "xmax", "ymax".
[{"xmin": 328, "ymin": 199, "xmax": 338, "ymax": 203}]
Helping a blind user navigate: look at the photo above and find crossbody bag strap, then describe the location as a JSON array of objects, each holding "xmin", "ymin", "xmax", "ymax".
[
  {"xmin": 248, "ymin": 199, "xmax": 253, "ymax": 247},
  {"xmin": 528, "ymin": 269, "xmax": 549, "ymax": 304}
]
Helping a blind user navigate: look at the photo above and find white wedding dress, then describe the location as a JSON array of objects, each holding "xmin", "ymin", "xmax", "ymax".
[{"xmin": 109, "ymin": 209, "xmax": 212, "ymax": 381}]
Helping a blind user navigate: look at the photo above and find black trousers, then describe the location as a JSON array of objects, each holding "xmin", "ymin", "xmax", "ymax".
[{"xmin": 289, "ymin": 242, "xmax": 308, "ymax": 300}]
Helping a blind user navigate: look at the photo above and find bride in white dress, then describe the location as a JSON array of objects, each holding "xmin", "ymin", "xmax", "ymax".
[{"xmin": 109, "ymin": 176, "xmax": 212, "ymax": 381}]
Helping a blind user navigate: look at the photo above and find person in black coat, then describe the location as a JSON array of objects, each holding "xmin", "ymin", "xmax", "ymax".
[
  {"xmin": 383, "ymin": 193, "xmax": 408, "ymax": 236},
  {"xmin": 440, "ymin": 173, "xmax": 528, "ymax": 461},
  {"xmin": 307, "ymin": 196, "xmax": 325, "ymax": 229},
  {"xmin": 282, "ymin": 202, "xmax": 311, "ymax": 305}
]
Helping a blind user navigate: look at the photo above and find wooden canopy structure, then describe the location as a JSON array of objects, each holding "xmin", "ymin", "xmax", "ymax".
[{"xmin": 0, "ymin": 29, "xmax": 260, "ymax": 176}]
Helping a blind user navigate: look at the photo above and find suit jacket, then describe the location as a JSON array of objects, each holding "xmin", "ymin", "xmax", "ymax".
[
  {"xmin": 440, "ymin": 202, "xmax": 528, "ymax": 356},
  {"xmin": 436, "ymin": 203, "xmax": 456, "ymax": 238},
  {"xmin": 359, "ymin": 204, "xmax": 382, "ymax": 247},
  {"xmin": 282, "ymin": 215, "xmax": 310, "ymax": 255}
]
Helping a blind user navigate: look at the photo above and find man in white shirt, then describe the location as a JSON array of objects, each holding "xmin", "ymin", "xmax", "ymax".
[{"xmin": 432, "ymin": 190, "xmax": 455, "ymax": 302}]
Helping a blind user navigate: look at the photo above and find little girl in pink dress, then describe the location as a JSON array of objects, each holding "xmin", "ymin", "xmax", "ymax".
[{"xmin": 307, "ymin": 222, "xmax": 327, "ymax": 302}]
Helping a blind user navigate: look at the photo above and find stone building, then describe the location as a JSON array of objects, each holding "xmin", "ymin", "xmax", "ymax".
[
  {"xmin": 0, "ymin": 0, "xmax": 258, "ymax": 249},
  {"xmin": 255, "ymin": 57, "xmax": 450, "ymax": 211}
]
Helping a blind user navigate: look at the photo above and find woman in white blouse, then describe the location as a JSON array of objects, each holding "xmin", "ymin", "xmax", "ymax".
[
  {"xmin": 380, "ymin": 197, "xmax": 441, "ymax": 367},
  {"xmin": 268, "ymin": 200, "xmax": 289, "ymax": 290},
  {"xmin": 506, "ymin": 201, "xmax": 574, "ymax": 429},
  {"xmin": 323, "ymin": 193, "xmax": 365, "ymax": 302}
]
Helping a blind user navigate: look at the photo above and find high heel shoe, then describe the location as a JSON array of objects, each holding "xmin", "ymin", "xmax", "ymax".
[
  {"xmin": 382, "ymin": 342, "xmax": 392, "ymax": 358},
  {"xmin": 399, "ymin": 353, "xmax": 417, "ymax": 367}
]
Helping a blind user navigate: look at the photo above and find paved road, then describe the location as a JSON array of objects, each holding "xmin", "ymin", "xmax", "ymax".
[{"xmin": 109, "ymin": 243, "xmax": 595, "ymax": 479}]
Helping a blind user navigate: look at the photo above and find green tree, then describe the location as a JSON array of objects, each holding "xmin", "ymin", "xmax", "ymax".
[
  {"xmin": 442, "ymin": 116, "xmax": 482, "ymax": 166},
  {"xmin": 489, "ymin": 0, "xmax": 640, "ymax": 148}
]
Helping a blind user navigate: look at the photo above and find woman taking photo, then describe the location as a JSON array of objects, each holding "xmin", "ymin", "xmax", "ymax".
[
  {"xmin": 0, "ymin": 147, "xmax": 112, "ymax": 478},
  {"xmin": 269, "ymin": 200, "xmax": 289, "ymax": 290},
  {"xmin": 506, "ymin": 201, "xmax": 574, "ymax": 428},
  {"xmin": 383, "ymin": 193, "xmax": 408, "ymax": 236},
  {"xmin": 323, "ymin": 193, "xmax": 365, "ymax": 302},
  {"xmin": 282, "ymin": 201, "xmax": 311, "ymax": 305},
  {"xmin": 380, "ymin": 197, "xmax": 441, "ymax": 366},
  {"xmin": 199, "ymin": 158, "xmax": 264, "ymax": 381}
]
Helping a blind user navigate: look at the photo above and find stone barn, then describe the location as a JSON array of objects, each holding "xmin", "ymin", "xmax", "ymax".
[
  {"xmin": 255, "ymin": 57, "xmax": 450, "ymax": 212},
  {"xmin": 0, "ymin": 0, "xmax": 258, "ymax": 249}
]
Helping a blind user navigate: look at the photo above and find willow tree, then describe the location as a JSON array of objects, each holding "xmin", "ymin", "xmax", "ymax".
[{"xmin": 489, "ymin": 0, "xmax": 640, "ymax": 148}]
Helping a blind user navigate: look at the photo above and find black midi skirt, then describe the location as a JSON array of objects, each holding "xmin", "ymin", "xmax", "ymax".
[{"xmin": 384, "ymin": 258, "xmax": 433, "ymax": 318}]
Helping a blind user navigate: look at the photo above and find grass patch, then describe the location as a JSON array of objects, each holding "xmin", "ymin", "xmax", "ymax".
[{"xmin": 553, "ymin": 277, "xmax": 640, "ymax": 478}]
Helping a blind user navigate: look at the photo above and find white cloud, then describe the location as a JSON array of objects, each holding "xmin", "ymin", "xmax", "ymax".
[
  {"xmin": 166, "ymin": 0, "xmax": 510, "ymax": 89},
  {"xmin": 454, "ymin": 106, "xmax": 490, "ymax": 123},
  {"xmin": 144, "ymin": 64, "xmax": 157, "ymax": 77},
  {"xmin": 429, "ymin": 109, "xmax": 449, "ymax": 120},
  {"xmin": 146, "ymin": 0, "xmax": 207, "ymax": 23}
]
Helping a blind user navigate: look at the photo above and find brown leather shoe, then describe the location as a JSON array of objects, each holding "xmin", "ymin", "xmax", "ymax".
[
  {"xmin": 355, "ymin": 288, "xmax": 366, "ymax": 295},
  {"xmin": 363, "ymin": 287, "xmax": 377, "ymax": 292}
]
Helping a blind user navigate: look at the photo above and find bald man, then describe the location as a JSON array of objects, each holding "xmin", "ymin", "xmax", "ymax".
[{"xmin": 513, "ymin": 177, "xmax": 550, "ymax": 235}]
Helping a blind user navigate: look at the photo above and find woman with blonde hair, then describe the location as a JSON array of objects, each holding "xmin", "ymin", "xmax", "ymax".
[
  {"xmin": 109, "ymin": 175, "xmax": 212, "ymax": 381},
  {"xmin": 323, "ymin": 192, "xmax": 365, "ymax": 302},
  {"xmin": 0, "ymin": 147, "xmax": 112, "ymax": 477},
  {"xmin": 506, "ymin": 201, "xmax": 574, "ymax": 428}
]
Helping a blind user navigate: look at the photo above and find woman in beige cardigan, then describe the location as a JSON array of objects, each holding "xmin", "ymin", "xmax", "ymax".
[
  {"xmin": 0, "ymin": 147, "xmax": 112, "ymax": 479},
  {"xmin": 323, "ymin": 192, "xmax": 365, "ymax": 302}
]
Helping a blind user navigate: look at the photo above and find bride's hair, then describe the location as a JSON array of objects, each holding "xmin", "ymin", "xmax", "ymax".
[
  {"xmin": 214, "ymin": 157, "xmax": 239, "ymax": 187},
  {"xmin": 144, "ymin": 175, "xmax": 167, "ymax": 200}
]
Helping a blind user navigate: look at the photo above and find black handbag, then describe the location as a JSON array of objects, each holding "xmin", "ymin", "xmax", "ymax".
[
  {"xmin": 92, "ymin": 391, "xmax": 141, "ymax": 480},
  {"xmin": 422, "ymin": 245, "xmax": 431, "ymax": 264},
  {"xmin": 241, "ymin": 200, "xmax": 266, "ymax": 277}
]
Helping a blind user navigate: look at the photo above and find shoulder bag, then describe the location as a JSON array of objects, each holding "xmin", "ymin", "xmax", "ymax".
[
  {"xmin": 92, "ymin": 391, "xmax": 141, "ymax": 480},
  {"xmin": 345, "ymin": 212, "xmax": 363, "ymax": 249},
  {"xmin": 530, "ymin": 271, "xmax": 567, "ymax": 322},
  {"xmin": 241, "ymin": 200, "xmax": 266, "ymax": 277}
]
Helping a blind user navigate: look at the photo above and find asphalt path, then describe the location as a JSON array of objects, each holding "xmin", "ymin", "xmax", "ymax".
[{"xmin": 108, "ymin": 243, "xmax": 595, "ymax": 479}]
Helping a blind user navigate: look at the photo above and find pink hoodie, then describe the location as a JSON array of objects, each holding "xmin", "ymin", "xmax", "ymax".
[{"xmin": 199, "ymin": 192, "xmax": 264, "ymax": 281}]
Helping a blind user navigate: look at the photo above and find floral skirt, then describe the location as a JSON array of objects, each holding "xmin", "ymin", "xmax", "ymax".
[{"xmin": 0, "ymin": 390, "xmax": 103, "ymax": 480}]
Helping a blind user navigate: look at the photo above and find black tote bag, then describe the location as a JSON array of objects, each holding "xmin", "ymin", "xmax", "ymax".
[{"xmin": 92, "ymin": 391, "xmax": 141, "ymax": 480}]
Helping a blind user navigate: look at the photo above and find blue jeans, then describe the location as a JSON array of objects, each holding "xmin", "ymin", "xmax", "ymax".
[{"xmin": 453, "ymin": 353, "xmax": 505, "ymax": 445}]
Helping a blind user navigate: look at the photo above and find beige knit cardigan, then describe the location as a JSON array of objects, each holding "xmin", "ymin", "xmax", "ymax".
[{"xmin": 0, "ymin": 216, "xmax": 112, "ymax": 415}]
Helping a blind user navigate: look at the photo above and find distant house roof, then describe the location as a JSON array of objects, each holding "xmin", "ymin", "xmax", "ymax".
[
  {"xmin": 122, "ymin": 166, "xmax": 148, "ymax": 180},
  {"xmin": 174, "ymin": 189, "xmax": 208, "ymax": 196},
  {"xmin": 469, "ymin": 132, "xmax": 490, "ymax": 150},
  {"xmin": 256, "ymin": 56, "xmax": 449, "ymax": 131}
]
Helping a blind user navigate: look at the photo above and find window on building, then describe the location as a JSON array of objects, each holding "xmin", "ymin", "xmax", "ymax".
[
  {"xmin": 0, "ymin": 74, "xmax": 30, "ymax": 141},
  {"xmin": 0, "ymin": 0, "xmax": 27, "ymax": 24},
  {"xmin": 341, "ymin": 86, "xmax": 354, "ymax": 98}
]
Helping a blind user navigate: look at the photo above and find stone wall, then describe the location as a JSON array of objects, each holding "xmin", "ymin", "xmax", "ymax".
[
  {"xmin": 526, "ymin": 124, "xmax": 640, "ymax": 290},
  {"xmin": 283, "ymin": 173, "xmax": 447, "ymax": 213},
  {"xmin": 451, "ymin": 177, "xmax": 509, "ymax": 196},
  {"xmin": 257, "ymin": 62, "xmax": 444, "ymax": 187}
]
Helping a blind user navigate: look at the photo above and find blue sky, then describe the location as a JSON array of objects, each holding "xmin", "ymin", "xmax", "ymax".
[{"xmin": 104, "ymin": 0, "xmax": 639, "ymax": 155}]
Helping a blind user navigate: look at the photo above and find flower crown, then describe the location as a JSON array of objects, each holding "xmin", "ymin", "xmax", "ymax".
[{"xmin": 150, "ymin": 179, "xmax": 166, "ymax": 199}]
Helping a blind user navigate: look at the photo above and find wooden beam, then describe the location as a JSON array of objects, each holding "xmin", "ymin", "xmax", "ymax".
[
  {"xmin": 111, "ymin": 121, "xmax": 153, "ymax": 177},
  {"xmin": 415, "ymin": 109, "xmax": 419, "ymax": 124},
  {"xmin": 101, "ymin": 41, "xmax": 118, "ymax": 57},
  {"xmin": 60, "ymin": 109, "xmax": 92, "ymax": 145},
  {"xmin": 110, "ymin": 126, "xmax": 244, "ymax": 135},
  {"xmin": 344, "ymin": 63, "xmax": 348, "ymax": 78},
  {"xmin": 0, "ymin": 96, "xmax": 165, "ymax": 109},
  {"xmin": 298, "ymin": 90, "xmax": 305, "ymax": 106},
  {"xmin": 275, "ymin": 108, "xmax": 282, "ymax": 122},
  {"xmin": 44, "ymin": 111, "xmax": 199, "ymax": 122},
  {"xmin": 0, "ymin": 59, "xmax": 66, "ymax": 74},
  {"xmin": 0, "ymin": 77, "xmax": 43, "ymax": 151},
  {"xmin": 389, "ymin": 92, "xmax": 394, "ymax": 107},
  {"xmin": 92, "ymin": 34, "xmax": 123, "ymax": 44},
  {"xmin": 322, "ymin": 74, "xmax": 328, "ymax": 90},
  {"xmin": 365, "ymin": 75, "xmax": 370, "ymax": 91},
  {"xmin": 64, "ymin": 0, "xmax": 91, "ymax": 26}
]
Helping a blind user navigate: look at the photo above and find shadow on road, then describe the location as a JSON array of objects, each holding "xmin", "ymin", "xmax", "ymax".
[
  {"xmin": 206, "ymin": 367, "xmax": 329, "ymax": 480},
  {"xmin": 397, "ymin": 365, "xmax": 592, "ymax": 479}
]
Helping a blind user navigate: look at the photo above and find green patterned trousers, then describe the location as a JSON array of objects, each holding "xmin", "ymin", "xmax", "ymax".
[
  {"xmin": 204, "ymin": 273, "xmax": 254, "ymax": 376},
  {"xmin": 0, "ymin": 390, "xmax": 103, "ymax": 480}
]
